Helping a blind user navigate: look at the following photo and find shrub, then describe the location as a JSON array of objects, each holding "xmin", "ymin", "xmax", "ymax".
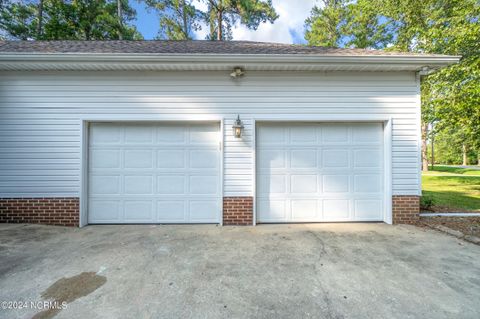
[{"xmin": 420, "ymin": 196, "xmax": 435, "ymax": 211}]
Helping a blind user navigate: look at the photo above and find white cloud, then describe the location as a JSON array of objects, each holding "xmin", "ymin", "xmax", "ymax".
[{"xmin": 193, "ymin": 0, "xmax": 320, "ymax": 44}]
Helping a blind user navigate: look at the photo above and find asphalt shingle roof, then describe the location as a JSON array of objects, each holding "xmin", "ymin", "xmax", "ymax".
[{"xmin": 0, "ymin": 40, "xmax": 444, "ymax": 56}]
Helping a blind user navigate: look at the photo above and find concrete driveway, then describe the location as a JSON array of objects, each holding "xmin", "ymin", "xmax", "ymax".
[{"xmin": 0, "ymin": 223, "xmax": 479, "ymax": 319}]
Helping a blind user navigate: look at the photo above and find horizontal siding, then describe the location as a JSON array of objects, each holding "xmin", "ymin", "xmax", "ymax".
[{"xmin": 0, "ymin": 70, "xmax": 420, "ymax": 197}]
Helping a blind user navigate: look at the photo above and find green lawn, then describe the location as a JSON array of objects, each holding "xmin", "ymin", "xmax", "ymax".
[
  {"xmin": 423, "ymin": 165, "xmax": 480, "ymax": 176},
  {"xmin": 422, "ymin": 166, "xmax": 480, "ymax": 212}
]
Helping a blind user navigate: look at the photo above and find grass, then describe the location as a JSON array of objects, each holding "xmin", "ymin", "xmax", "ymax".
[
  {"xmin": 423, "ymin": 165, "xmax": 480, "ymax": 176},
  {"xmin": 422, "ymin": 166, "xmax": 480, "ymax": 212}
]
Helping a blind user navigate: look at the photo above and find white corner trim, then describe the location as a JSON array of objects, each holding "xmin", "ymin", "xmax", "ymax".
[
  {"xmin": 415, "ymin": 72, "xmax": 423, "ymax": 196},
  {"xmin": 219, "ymin": 118, "xmax": 225, "ymax": 226},
  {"xmin": 384, "ymin": 118, "xmax": 393, "ymax": 224},
  {"xmin": 79, "ymin": 120, "xmax": 89, "ymax": 228},
  {"xmin": 252, "ymin": 118, "xmax": 257, "ymax": 226}
]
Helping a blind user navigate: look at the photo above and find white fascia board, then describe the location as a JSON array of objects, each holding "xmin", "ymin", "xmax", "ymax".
[{"xmin": 0, "ymin": 53, "xmax": 461, "ymax": 71}]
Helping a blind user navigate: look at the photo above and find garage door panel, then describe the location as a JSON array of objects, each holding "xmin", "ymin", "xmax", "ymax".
[
  {"xmin": 323, "ymin": 200, "xmax": 350, "ymax": 219},
  {"xmin": 354, "ymin": 175, "xmax": 382, "ymax": 193},
  {"xmin": 323, "ymin": 149, "xmax": 349, "ymax": 168},
  {"xmin": 257, "ymin": 149, "xmax": 286, "ymax": 169},
  {"xmin": 124, "ymin": 150, "xmax": 153, "ymax": 169},
  {"xmin": 257, "ymin": 199, "xmax": 286, "ymax": 221},
  {"xmin": 189, "ymin": 124, "xmax": 219, "ymax": 144},
  {"xmin": 291, "ymin": 175, "xmax": 317, "ymax": 193},
  {"xmin": 354, "ymin": 149, "xmax": 382, "ymax": 168},
  {"xmin": 124, "ymin": 200, "xmax": 153, "ymax": 221},
  {"xmin": 354, "ymin": 200, "xmax": 383, "ymax": 220},
  {"xmin": 157, "ymin": 175, "xmax": 185, "ymax": 194},
  {"xmin": 89, "ymin": 200, "xmax": 120, "ymax": 222},
  {"xmin": 157, "ymin": 150, "xmax": 185, "ymax": 168},
  {"xmin": 88, "ymin": 122, "xmax": 220, "ymax": 224},
  {"xmin": 157, "ymin": 126, "xmax": 186, "ymax": 143},
  {"xmin": 258, "ymin": 174, "xmax": 286, "ymax": 194},
  {"xmin": 190, "ymin": 150, "xmax": 219, "ymax": 168},
  {"xmin": 323, "ymin": 125, "xmax": 349, "ymax": 143},
  {"xmin": 125, "ymin": 126, "xmax": 154, "ymax": 144},
  {"xmin": 257, "ymin": 123, "xmax": 384, "ymax": 223},
  {"xmin": 290, "ymin": 149, "xmax": 318, "ymax": 168},
  {"xmin": 290, "ymin": 126, "xmax": 318, "ymax": 143},
  {"xmin": 156, "ymin": 201, "xmax": 186, "ymax": 222},
  {"xmin": 352, "ymin": 123, "xmax": 383, "ymax": 143},
  {"xmin": 90, "ymin": 150, "xmax": 120, "ymax": 169},
  {"xmin": 89, "ymin": 175, "xmax": 120, "ymax": 195},
  {"xmin": 189, "ymin": 175, "xmax": 219, "ymax": 194},
  {"xmin": 323, "ymin": 175, "xmax": 349, "ymax": 193},
  {"xmin": 189, "ymin": 200, "xmax": 219, "ymax": 221},
  {"xmin": 257, "ymin": 126, "xmax": 286, "ymax": 145},
  {"xmin": 124, "ymin": 175, "xmax": 153, "ymax": 195},
  {"xmin": 90, "ymin": 125, "xmax": 122, "ymax": 145},
  {"xmin": 291, "ymin": 200, "xmax": 318, "ymax": 219}
]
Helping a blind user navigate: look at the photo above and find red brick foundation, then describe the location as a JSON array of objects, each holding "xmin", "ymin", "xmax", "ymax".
[
  {"xmin": 0, "ymin": 196, "xmax": 417, "ymax": 227},
  {"xmin": 392, "ymin": 195, "xmax": 420, "ymax": 224},
  {"xmin": 0, "ymin": 198, "xmax": 79, "ymax": 227},
  {"xmin": 223, "ymin": 197, "xmax": 254, "ymax": 226}
]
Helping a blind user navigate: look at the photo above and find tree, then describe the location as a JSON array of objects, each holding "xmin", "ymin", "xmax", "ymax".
[
  {"xmin": 202, "ymin": 0, "xmax": 278, "ymax": 40},
  {"xmin": 0, "ymin": 1, "xmax": 37, "ymax": 40},
  {"xmin": 144, "ymin": 0, "xmax": 201, "ymax": 40},
  {"xmin": 0, "ymin": 0, "xmax": 143, "ymax": 40},
  {"xmin": 427, "ymin": 126, "xmax": 478, "ymax": 165},
  {"xmin": 340, "ymin": 0, "xmax": 393, "ymax": 49},
  {"xmin": 143, "ymin": 0, "xmax": 278, "ymax": 40},
  {"xmin": 305, "ymin": 0, "xmax": 346, "ymax": 47}
]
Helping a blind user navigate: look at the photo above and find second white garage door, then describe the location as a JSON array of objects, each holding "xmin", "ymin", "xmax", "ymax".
[
  {"xmin": 88, "ymin": 122, "xmax": 221, "ymax": 224},
  {"xmin": 256, "ymin": 123, "xmax": 385, "ymax": 223}
]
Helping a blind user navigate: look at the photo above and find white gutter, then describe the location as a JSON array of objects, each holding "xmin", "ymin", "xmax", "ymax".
[{"xmin": 0, "ymin": 53, "xmax": 461, "ymax": 71}]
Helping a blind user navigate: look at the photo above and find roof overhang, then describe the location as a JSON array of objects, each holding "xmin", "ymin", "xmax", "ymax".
[{"xmin": 0, "ymin": 53, "xmax": 461, "ymax": 72}]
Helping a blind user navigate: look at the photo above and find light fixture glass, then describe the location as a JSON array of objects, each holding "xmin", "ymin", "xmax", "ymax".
[{"xmin": 232, "ymin": 115, "xmax": 244, "ymax": 138}]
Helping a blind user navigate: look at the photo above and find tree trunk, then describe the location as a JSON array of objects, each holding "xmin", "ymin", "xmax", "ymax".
[
  {"xmin": 478, "ymin": 152, "xmax": 480, "ymax": 166},
  {"xmin": 421, "ymin": 122, "xmax": 429, "ymax": 171},
  {"xmin": 462, "ymin": 144, "xmax": 468, "ymax": 166},
  {"xmin": 117, "ymin": 0, "xmax": 123, "ymax": 40},
  {"xmin": 431, "ymin": 133, "xmax": 434, "ymax": 169},
  {"xmin": 217, "ymin": 10, "xmax": 223, "ymax": 40},
  {"xmin": 37, "ymin": 0, "xmax": 44, "ymax": 39},
  {"xmin": 181, "ymin": 0, "xmax": 188, "ymax": 39},
  {"xmin": 208, "ymin": 3, "xmax": 215, "ymax": 39}
]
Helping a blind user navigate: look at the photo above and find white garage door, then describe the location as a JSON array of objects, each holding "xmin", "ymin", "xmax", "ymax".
[
  {"xmin": 88, "ymin": 122, "xmax": 221, "ymax": 224},
  {"xmin": 257, "ymin": 123, "xmax": 385, "ymax": 223}
]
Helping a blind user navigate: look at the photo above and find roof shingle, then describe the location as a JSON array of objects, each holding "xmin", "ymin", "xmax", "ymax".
[{"xmin": 0, "ymin": 40, "xmax": 446, "ymax": 57}]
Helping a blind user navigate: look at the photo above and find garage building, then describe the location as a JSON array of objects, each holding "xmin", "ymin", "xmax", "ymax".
[{"xmin": 0, "ymin": 41, "xmax": 459, "ymax": 226}]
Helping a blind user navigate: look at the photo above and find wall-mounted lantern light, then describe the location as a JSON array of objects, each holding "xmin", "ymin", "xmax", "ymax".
[{"xmin": 232, "ymin": 115, "xmax": 244, "ymax": 138}]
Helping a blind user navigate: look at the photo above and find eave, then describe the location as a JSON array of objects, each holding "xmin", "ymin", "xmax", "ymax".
[{"xmin": 0, "ymin": 53, "xmax": 461, "ymax": 72}]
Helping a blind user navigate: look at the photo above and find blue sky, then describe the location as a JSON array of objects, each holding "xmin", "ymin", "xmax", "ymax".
[{"xmin": 130, "ymin": 0, "xmax": 316, "ymax": 44}]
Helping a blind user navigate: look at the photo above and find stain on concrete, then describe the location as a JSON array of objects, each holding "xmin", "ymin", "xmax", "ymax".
[{"xmin": 32, "ymin": 272, "xmax": 106, "ymax": 319}]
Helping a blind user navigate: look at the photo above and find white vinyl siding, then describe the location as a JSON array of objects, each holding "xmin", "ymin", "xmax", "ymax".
[{"xmin": 0, "ymin": 70, "xmax": 420, "ymax": 198}]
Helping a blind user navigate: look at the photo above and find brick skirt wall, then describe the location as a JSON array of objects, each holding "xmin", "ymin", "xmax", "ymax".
[
  {"xmin": 0, "ymin": 198, "xmax": 79, "ymax": 227},
  {"xmin": 223, "ymin": 197, "xmax": 254, "ymax": 226},
  {"xmin": 392, "ymin": 195, "xmax": 420, "ymax": 224},
  {"xmin": 0, "ymin": 195, "xmax": 418, "ymax": 227}
]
